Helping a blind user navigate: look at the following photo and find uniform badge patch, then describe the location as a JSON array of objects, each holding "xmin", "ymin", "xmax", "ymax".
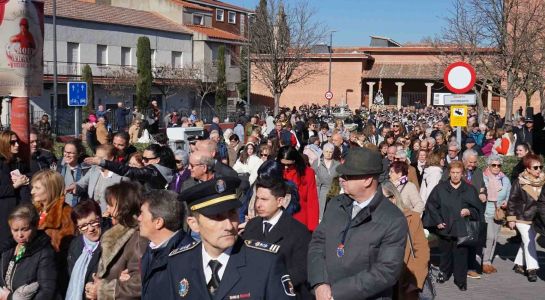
[
  {"xmin": 178, "ymin": 278, "xmax": 189, "ymax": 297},
  {"xmin": 169, "ymin": 241, "xmax": 201, "ymax": 256},
  {"xmin": 281, "ymin": 275, "xmax": 296, "ymax": 296},
  {"xmin": 216, "ymin": 179, "xmax": 226, "ymax": 193},
  {"xmin": 244, "ymin": 239, "xmax": 280, "ymax": 253}
]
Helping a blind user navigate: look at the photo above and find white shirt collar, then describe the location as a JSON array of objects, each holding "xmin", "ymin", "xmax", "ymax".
[
  {"xmin": 352, "ymin": 192, "xmax": 377, "ymax": 210},
  {"xmin": 101, "ymin": 170, "xmax": 114, "ymax": 178},
  {"xmin": 149, "ymin": 231, "xmax": 178, "ymax": 250},
  {"xmin": 263, "ymin": 210, "xmax": 283, "ymax": 231},
  {"xmin": 202, "ymin": 244, "xmax": 232, "ymax": 282}
]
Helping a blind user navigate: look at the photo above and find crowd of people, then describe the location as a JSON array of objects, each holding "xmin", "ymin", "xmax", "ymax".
[{"xmin": 0, "ymin": 102, "xmax": 544, "ymax": 299}]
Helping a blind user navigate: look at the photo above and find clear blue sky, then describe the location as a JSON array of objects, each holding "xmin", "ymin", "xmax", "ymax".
[{"xmin": 228, "ymin": 0, "xmax": 452, "ymax": 46}]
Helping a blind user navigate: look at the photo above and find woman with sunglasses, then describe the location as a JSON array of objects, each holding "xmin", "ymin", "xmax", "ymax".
[
  {"xmin": 66, "ymin": 200, "xmax": 103, "ymax": 300},
  {"xmin": 277, "ymin": 146, "xmax": 319, "ymax": 232},
  {"xmin": 507, "ymin": 153, "xmax": 544, "ymax": 282},
  {"xmin": 0, "ymin": 131, "xmax": 31, "ymax": 244},
  {"xmin": 84, "ymin": 144, "xmax": 175, "ymax": 191},
  {"xmin": 481, "ymin": 155, "xmax": 511, "ymax": 274}
]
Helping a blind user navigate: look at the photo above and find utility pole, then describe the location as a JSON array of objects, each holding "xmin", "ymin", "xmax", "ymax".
[
  {"xmin": 53, "ymin": 0, "xmax": 58, "ymax": 135},
  {"xmin": 327, "ymin": 30, "xmax": 336, "ymax": 114}
]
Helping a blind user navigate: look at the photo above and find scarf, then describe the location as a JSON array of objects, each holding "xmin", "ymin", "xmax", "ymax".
[
  {"xmin": 483, "ymin": 168, "xmax": 505, "ymax": 201},
  {"xmin": 518, "ymin": 170, "xmax": 545, "ymax": 201},
  {"xmin": 65, "ymin": 236, "xmax": 99, "ymax": 300}
]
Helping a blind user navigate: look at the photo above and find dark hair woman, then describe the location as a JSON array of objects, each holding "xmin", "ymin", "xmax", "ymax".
[
  {"xmin": 66, "ymin": 200, "xmax": 103, "ymax": 300},
  {"xmin": 0, "ymin": 131, "xmax": 31, "ymax": 245},
  {"xmin": 84, "ymin": 144, "xmax": 175, "ymax": 190},
  {"xmin": 0, "ymin": 203, "xmax": 57, "ymax": 299},
  {"xmin": 277, "ymin": 146, "xmax": 319, "ymax": 231},
  {"xmin": 84, "ymin": 182, "xmax": 148, "ymax": 300}
]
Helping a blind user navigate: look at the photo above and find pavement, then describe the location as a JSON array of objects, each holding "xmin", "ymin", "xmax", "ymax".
[{"xmin": 432, "ymin": 229, "xmax": 545, "ymax": 299}]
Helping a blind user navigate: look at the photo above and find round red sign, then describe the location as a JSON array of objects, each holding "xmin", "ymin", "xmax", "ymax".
[
  {"xmin": 325, "ymin": 91, "xmax": 333, "ymax": 100},
  {"xmin": 443, "ymin": 62, "xmax": 476, "ymax": 94}
]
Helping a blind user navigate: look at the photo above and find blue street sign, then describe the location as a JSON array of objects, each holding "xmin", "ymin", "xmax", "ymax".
[{"xmin": 67, "ymin": 82, "xmax": 88, "ymax": 106}]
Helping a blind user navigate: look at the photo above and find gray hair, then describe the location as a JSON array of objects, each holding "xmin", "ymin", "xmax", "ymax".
[
  {"xmin": 381, "ymin": 181, "xmax": 406, "ymax": 211},
  {"xmin": 174, "ymin": 149, "xmax": 189, "ymax": 166},
  {"xmin": 448, "ymin": 141, "xmax": 461, "ymax": 151},
  {"xmin": 200, "ymin": 155, "xmax": 215, "ymax": 172},
  {"xmin": 323, "ymin": 142, "xmax": 335, "ymax": 152},
  {"xmin": 142, "ymin": 190, "xmax": 183, "ymax": 231},
  {"xmin": 426, "ymin": 137, "xmax": 436, "ymax": 146},
  {"xmin": 462, "ymin": 149, "xmax": 478, "ymax": 161},
  {"xmin": 395, "ymin": 150, "xmax": 407, "ymax": 159},
  {"xmin": 487, "ymin": 154, "xmax": 503, "ymax": 165}
]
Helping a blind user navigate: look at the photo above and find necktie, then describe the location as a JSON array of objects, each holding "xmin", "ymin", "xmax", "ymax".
[
  {"xmin": 352, "ymin": 204, "xmax": 362, "ymax": 219},
  {"xmin": 263, "ymin": 222, "xmax": 272, "ymax": 236},
  {"xmin": 175, "ymin": 174, "xmax": 181, "ymax": 192},
  {"xmin": 207, "ymin": 260, "xmax": 222, "ymax": 296}
]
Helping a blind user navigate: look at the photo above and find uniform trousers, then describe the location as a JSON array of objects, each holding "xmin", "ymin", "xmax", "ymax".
[
  {"xmin": 438, "ymin": 236, "xmax": 468, "ymax": 285},
  {"xmin": 514, "ymin": 223, "xmax": 540, "ymax": 270}
]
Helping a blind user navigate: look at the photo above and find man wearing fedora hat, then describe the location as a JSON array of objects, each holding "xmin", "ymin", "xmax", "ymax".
[
  {"xmin": 308, "ymin": 147, "xmax": 408, "ymax": 300},
  {"xmin": 166, "ymin": 176, "xmax": 295, "ymax": 299}
]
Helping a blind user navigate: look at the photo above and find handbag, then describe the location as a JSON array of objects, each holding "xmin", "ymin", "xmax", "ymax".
[
  {"xmin": 407, "ymin": 232, "xmax": 436, "ymax": 300},
  {"xmin": 494, "ymin": 203, "xmax": 506, "ymax": 222},
  {"xmin": 457, "ymin": 218, "xmax": 480, "ymax": 247}
]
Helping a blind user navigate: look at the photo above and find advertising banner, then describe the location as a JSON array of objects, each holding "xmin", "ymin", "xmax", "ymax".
[{"xmin": 0, "ymin": 0, "xmax": 44, "ymax": 97}]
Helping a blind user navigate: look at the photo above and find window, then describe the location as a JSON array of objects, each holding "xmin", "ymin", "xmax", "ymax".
[
  {"xmin": 172, "ymin": 51, "xmax": 183, "ymax": 68},
  {"xmin": 67, "ymin": 42, "xmax": 79, "ymax": 64},
  {"xmin": 228, "ymin": 11, "xmax": 236, "ymax": 24},
  {"xmin": 216, "ymin": 9, "xmax": 224, "ymax": 22},
  {"xmin": 121, "ymin": 47, "xmax": 131, "ymax": 66},
  {"xmin": 193, "ymin": 14, "xmax": 204, "ymax": 25},
  {"xmin": 151, "ymin": 49, "xmax": 156, "ymax": 67},
  {"xmin": 97, "ymin": 45, "xmax": 107, "ymax": 66}
]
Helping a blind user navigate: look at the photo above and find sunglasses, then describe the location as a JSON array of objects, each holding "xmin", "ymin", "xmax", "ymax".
[
  {"xmin": 490, "ymin": 164, "xmax": 502, "ymax": 168},
  {"xmin": 77, "ymin": 219, "xmax": 101, "ymax": 232},
  {"xmin": 531, "ymin": 165, "xmax": 543, "ymax": 170},
  {"xmin": 9, "ymin": 140, "xmax": 18, "ymax": 145},
  {"xmin": 260, "ymin": 154, "xmax": 269, "ymax": 158},
  {"xmin": 392, "ymin": 125, "xmax": 400, "ymax": 128},
  {"xmin": 142, "ymin": 156, "xmax": 157, "ymax": 163},
  {"xmin": 175, "ymin": 160, "xmax": 183, "ymax": 164}
]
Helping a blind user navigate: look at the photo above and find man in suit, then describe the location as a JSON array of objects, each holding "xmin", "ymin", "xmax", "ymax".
[
  {"xmin": 139, "ymin": 190, "xmax": 193, "ymax": 300},
  {"xmin": 166, "ymin": 177, "xmax": 296, "ymax": 299},
  {"xmin": 243, "ymin": 178, "xmax": 312, "ymax": 299}
]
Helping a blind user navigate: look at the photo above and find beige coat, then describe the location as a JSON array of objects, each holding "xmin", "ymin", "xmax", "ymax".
[{"xmin": 96, "ymin": 225, "xmax": 148, "ymax": 300}]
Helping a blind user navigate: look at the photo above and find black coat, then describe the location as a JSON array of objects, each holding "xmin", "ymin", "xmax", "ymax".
[
  {"xmin": 66, "ymin": 235, "xmax": 102, "ymax": 299},
  {"xmin": 243, "ymin": 212, "xmax": 313, "ymax": 300},
  {"xmin": 141, "ymin": 230, "xmax": 194, "ymax": 300},
  {"xmin": 29, "ymin": 149, "xmax": 57, "ymax": 177},
  {"xmin": 166, "ymin": 239, "xmax": 295, "ymax": 299},
  {"xmin": 307, "ymin": 192, "xmax": 408, "ymax": 300},
  {"xmin": 0, "ymin": 158, "xmax": 30, "ymax": 248},
  {"xmin": 0, "ymin": 231, "xmax": 57, "ymax": 300},
  {"xmin": 423, "ymin": 180, "xmax": 484, "ymax": 238},
  {"xmin": 100, "ymin": 160, "xmax": 173, "ymax": 190},
  {"xmin": 507, "ymin": 179, "xmax": 542, "ymax": 223}
]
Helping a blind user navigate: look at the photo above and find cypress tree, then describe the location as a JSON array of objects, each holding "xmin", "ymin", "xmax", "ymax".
[
  {"xmin": 81, "ymin": 64, "xmax": 95, "ymax": 114},
  {"xmin": 215, "ymin": 45, "xmax": 227, "ymax": 112},
  {"xmin": 136, "ymin": 37, "xmax": 152, "ymax": 110}
]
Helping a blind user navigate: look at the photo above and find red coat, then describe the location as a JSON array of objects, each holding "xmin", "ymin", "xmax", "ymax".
[{"xmin": 283, "ymin": 167, "xmax": 319, "ymax": 231}]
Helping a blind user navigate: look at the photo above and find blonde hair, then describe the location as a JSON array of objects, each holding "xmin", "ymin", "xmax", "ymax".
[{"xmin": 31, "ymin": 170, "xmax": 65, "ymax": 211}]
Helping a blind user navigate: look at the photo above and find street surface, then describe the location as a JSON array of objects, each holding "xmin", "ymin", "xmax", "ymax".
[{"xmin": 434, "ymin": 229, "xmax": 545, "ymax": 299}]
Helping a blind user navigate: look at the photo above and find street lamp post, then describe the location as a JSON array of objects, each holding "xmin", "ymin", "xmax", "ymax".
[
  {"xmin": 327, "ymin": 30, "xmax": 336, "ymax": 114},
  {"xmin": 53, "ymin": 0, "xmax": 58, "ymax": 135}
]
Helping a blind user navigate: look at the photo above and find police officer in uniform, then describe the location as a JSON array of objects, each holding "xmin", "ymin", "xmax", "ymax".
[{"xmin": 167, "ymin": 176, "xmax": 296, "ymax": 299}]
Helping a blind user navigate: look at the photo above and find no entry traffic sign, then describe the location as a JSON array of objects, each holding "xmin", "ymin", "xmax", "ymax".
[
  {"xmin": 444, "ymin": 62, "xmax": 476, "ymax": 94},
  {"xmin": 325, "ymin": 91, "xmax": 333, "ymax": 100}
]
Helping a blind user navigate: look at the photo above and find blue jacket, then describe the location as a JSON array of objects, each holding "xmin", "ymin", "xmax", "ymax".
[{"xmin": 141, "ymin": 230, "xmax": 194, "ymax": 300}]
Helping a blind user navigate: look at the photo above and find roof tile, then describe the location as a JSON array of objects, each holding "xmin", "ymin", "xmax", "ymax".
[
  {"xmin": 186, "ymin": 24, "xmax": 245, "ymax": 42},
  {"xmin": 363, "ymin": 63, "xmax": 442, "ymax": 80}
]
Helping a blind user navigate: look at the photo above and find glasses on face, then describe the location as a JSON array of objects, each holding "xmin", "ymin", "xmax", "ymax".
[
  {"xmin": 77, "ymin": 219, "xmax": 101, "ymax": 232},
  {"xmin": 189, "ymin": 163, "xmax": 203, "ymax": 168},
  {"xmin": 260, "ymin": 154, "xmax": 269, "ymax": 158},
  {"xmin": 64, "ymin": 151, "xmax": 77, "ymax": 156},
  {"xmin": 175, "ymin": 160, "xmax": 183, "ymax": 164},
  {"xmin": 490, "ymin": 164, "xmax": 502, "ymax": 168},
  {"xmin": 393, "ymin": 125, "xmax": 400, "ymax": 128},
  {"xmin": 142, "ymin": 156, "xmax": 157, "ymax": 163},
  {"xmin": 531, "ymin": 165, "xmax": 543, "ymax": 171},
  {"xmin": 9, "ymin": 140, "xmax": 18, "ymax": 145}
]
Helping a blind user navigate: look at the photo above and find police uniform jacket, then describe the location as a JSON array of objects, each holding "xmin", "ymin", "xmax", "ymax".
[
  {"xmin": 167, "ymin": 238, "xmax": 296, "ymax": 300},
  {"xmin": 307, "ymin": 192, "xmax": 408, "ymax": 300},
  {"xmin": 141, "ymin": 230, "xmax": 194, "ymax": 300},
  {"xmin": 243, "ymin": 212, "xmax": 313, "ymax": 300}
]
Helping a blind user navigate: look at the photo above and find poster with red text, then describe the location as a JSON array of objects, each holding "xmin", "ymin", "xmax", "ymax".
[{"xmin": 0, "ymin": 0, "xmax": 44, "ymax": 97}]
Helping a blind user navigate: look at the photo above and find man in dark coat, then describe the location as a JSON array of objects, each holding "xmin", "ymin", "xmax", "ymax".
[
  {"xmin": 308, "ymin": 147, "xmax": 408, "ymax": 300},
  {"xmin": 29, "ymin": 130, "xmax": 57, "ymax": 176},
  {"xmin": 115, "ymin": 102, "xmax": 131, "ymax": 132},
  {"xmin": 139, "ymin": 190, "xmax": 193, "ymax": 300},
  {"xmin": 166, "ymin": 177, "xmax": 295, "ymax": 299},
  {"xmin": 243, "ymin": 178, "xmax": 312, "ymax": 299}
]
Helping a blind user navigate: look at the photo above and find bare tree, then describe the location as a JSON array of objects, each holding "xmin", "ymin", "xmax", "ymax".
[
  {"xmin": 190, "ymin": 62, "xmax": 217, "ymax": 116},
  {"xmin": 251, "ymin": 0, "xmax": 326, "ymax": 115},
  {"xmin": 440, "ymin": 0, "xmax": 545, "ymax": 122},
  {"xmin": 152, "ymin": 65, "xmax": 194, "ymax": 106},
  {"xmin": 102, "ymin": 66, "xmax": 137, "ymax": 103}
]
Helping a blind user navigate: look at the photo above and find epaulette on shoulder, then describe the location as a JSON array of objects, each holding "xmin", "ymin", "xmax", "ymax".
[
  {"xmin": 244, "ymin": 239, "xmax": 280, "ymax": 254},
  {"xmin": 169, "ymin": 241, "xmax": 201, "ymax": 257}
]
